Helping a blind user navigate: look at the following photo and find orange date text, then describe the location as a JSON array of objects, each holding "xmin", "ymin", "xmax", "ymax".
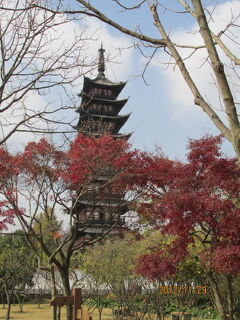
[{"xmin": 159, "ymin": 286, "xmax": 207, "ymax": 294}]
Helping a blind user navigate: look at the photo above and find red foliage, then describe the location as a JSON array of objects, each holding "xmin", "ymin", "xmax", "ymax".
[
  {"xmin": 64, "ymin": 134, "xmax": 130, "ymax": 187},
  {"xmin": 21, "ymin": 138, "xmax": 65, "ymax": 180},
  {"xmin": 211, "ymin": 245, "xmax": 240, "ymax": 274},
  {"xmin": 0, "ymin": 148, "xmax": 21, "ymax": 230},
  {"xmin": 0, "ymin": 134, "xmax": 143, "ymax": 230},
  {"xmin": 136, "ymin": 135, "xmax": 240, "ymax": 278},
  {"xmin": 63, "ymin": 133, "xmax": 145, "ymax": 192},
  {"xmin": 0, "ymin": 200, "xmax": 15, "ymax": 231},
  {"xmin": 136, "ymin": 250, "xmax": 177, "ymax": 279}
]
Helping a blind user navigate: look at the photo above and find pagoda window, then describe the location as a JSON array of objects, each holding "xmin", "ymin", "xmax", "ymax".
[
  {"xmin": 112, "ymin": 214, "xmax": 118, "ymax": 222},
  {"xmin": 87, "ymin": 186, "xmax": 95, "ymax": 197},
  {"xmin": 84, "ymin": 119, "xmax": 95, "ymax": 132},
  {"xmin": 97, "ymin": 120, "xmax": 102, "ymax": 131},
  {"xmin": 111, "ymin": 184, "xmax": 120, "ymax": 194},
  {"xmin": 104, "ymin": 123, "xmax": 109, "ymax": 133},
  {"xmin": 105, "ymin": 122, "xmax": 110, "ymax": 132},
  {"xmin": 82, "ymin": 120, "xmax": 88, "ymax": 129},
  {"xmin": 92, "ymin": 104, "xmax": 97, "ymax": 111},
  {"xmin": 107, "ymin": 122, "xmax": 115, "ymax": 131},
  {"xmin": 91, "ymin": 120, "xmax": 95, "ymax": 131},
  {"xmin": 98, "ymin": 123, "xmax": 104, "ymax": 133},
  {"xmin": 94, "ymin": 210, "xmax": 100, "ymax": 220},
  {"xmin": 94, "ymin": 185, "xmax": 100, "ymax": 196},
  {"xmin": 99, "ymin": 123, "xmax": 104, "ymax": 132},
  {"xmin": 89, "ymin": 88, "xmax": 98, "ymax": 95},
  {"xmin": 85, "ymin": 209, "xmax": 91, "ymax": 219},
  {"xmin": 89, "ymin": 88, "xmax": 113, "ymax": 97},
  {"xmin": 85, "ymin": 120, "xmax": 92, "ymax": 130}
]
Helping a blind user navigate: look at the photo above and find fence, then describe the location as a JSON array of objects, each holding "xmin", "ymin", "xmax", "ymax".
[
  {"xmin": 51, "ymin": 288, "xmax": 92, "ymax": 320},
  {"xmin": 171, "ymin": 312, "xmax": 191, "ymax": 320}
]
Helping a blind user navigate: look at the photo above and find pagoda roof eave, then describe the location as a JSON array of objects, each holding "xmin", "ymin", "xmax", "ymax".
[
  {"xmin": 78, "ymin": 227, "xmax": 122, "ymax": 234},
  {"xmin": 76, "ymin": 95, "xmax": 128, "ymax": 113},
  {"xmin": 80, "ymin": 93, "xmax": 128, "ymax": 105},
  {"xmin": 81, "ymin": 110, "xmax": 131, "ymax": 122},
  {"xmin": 85, "ymin": 75, "xmax": 126, "ymax": 87},
  {"xmin": 78, "ymin": 76, "xmax": 127, "ymax": 97},
  {"xmin": 78, "ymin": 199, "xmax": 126, "ymax": 207},
  {"xmin": 74, "ymin": 129, "xmax": 132, "ymax": 140},
  {"xmin": 112, "ymin": 132, "xmax": 132, "ymax": 140}
]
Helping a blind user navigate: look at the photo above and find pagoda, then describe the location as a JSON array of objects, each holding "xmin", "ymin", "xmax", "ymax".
[
  {"xmin": 76, "ymin": 45, "xmax": 131, "ymax": 139},
  {"xmin": 75, "ymin": 45, "xmax": 131, "ymax": 244}
]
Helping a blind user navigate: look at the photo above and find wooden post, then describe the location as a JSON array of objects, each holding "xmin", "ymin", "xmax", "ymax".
[
  {"xmin": 73, "ymin": 288, "xmax": 82, "ymax": 320},
  {"xmin": 171, "ymin": 312, "xmax": 191, "ymax": 320},
  {"xmin": 51, "ymin": 288, "xmax": 83, "ymax": 320}
]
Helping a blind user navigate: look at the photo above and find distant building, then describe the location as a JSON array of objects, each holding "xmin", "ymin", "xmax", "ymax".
[{"xmin": 75, "ymin": 46, "xmax": 131, "ymax": 244}]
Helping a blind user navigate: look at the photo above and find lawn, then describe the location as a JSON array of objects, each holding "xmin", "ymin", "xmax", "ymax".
[
  {"xmin": 0, "ymin": 303, "xmax": 67, "ymax": 320},
  {"xmin": 0, "ymin": 304, "xmax": 213, "ymax": 320},
  {"xmin": 0, "ymin": 304, "xmax": 114, "ymax": 320}
]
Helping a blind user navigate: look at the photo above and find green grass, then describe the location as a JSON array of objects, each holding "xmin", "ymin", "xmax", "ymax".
[
  {"xmin": 0, "ymin": 304, "xmax": 214, "ymax": 320},
  {"xmin": 0, "ymin": 303, "xmax": 67, "ymax": 320},
  {"xmin": 0, "ymin": 304, "xmax": 112, "ymax": 320}
]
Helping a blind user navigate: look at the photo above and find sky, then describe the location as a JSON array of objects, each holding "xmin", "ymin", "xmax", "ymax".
[
  {"xmin": 76, "ymin": 0, "xmax": 239, "ymax": 160},
  {"xmin": 5, "ymin": 0, "xmax": 240, "ymax": 160}
]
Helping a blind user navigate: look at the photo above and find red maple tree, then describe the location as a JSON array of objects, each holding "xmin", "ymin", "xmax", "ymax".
[
  {"xmin": 135, "ymin": 135, "xmax": 240, "ymax": 320},
  {"xmin": 0, "ymin": 133, "xmax": 142, "ymax": 320}
]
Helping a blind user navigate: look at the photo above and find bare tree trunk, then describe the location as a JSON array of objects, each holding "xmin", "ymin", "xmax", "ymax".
[
  {"xmin": 6, "ymin": 302, "xmax": 11, "ymax": 320},
  {"xmin": 208, "ymin": 275, "xmax": 227, "ymax": 320},
  {"xmin": 50, "ymin": 265, "xmax": 57, "ymax": 320},
  {"xmin": 1, "ymin": 293, "xmax": 6, "ymax": 309},
  {"xmin": 225, "ymin": 275, "xmax": 234, "ymax": 320},
  {"xmin": 59, "ymin": 267, "xmax": 73, "ymax": 320},
  {"xmin": 4, "ymin": 286, "xmax": 12, "ymax": 320},
  {"xmin": 15, "ymin": 293, "xmax": 24, "ymax": 312},
  {"xmin": 98, "ymin": 308, "xmax": 103, "ymax": 320}
]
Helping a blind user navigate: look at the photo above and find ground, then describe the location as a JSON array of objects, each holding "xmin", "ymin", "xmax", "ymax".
[{"xmin": 0, "ymin": 304, "xmax": 214, "ymax": 320}]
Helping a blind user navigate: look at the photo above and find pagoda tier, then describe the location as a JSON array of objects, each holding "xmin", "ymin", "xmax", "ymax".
[
  {"xmin": 77, "ymin": 95, "xmax": 128, "ymax": 116},
  {"xmin": 75, "ymin": 45, "xmax": 131, "ymax": 242},
  {"xmin": 75, "ymin": 179, "xmax": 128, "ymax": 242},
  {"xmin": 76, "ymin": 46, "xmax": 131, "ymax": 139},
  {"xmin": 77, "ymin": 111, "xmax": 130, "ymax": 136},
  {"xmin": 79, "ymin": 76, "xmax": 127, "ymax": 99}
]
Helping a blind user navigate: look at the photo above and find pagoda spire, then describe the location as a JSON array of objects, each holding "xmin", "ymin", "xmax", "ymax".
[{"xmin": 97, "ymin": 44, "xmax": 105, "ymax": 78}]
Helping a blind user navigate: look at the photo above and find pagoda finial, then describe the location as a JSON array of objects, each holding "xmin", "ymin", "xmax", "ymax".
[{"xmin": 97, "ymin": 43, "xmax": 105, "ymax": 78}]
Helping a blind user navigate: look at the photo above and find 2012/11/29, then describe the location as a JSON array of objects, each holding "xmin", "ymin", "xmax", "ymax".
[{"xmin": 159, "ymin": 286, "xmax": 207, "ymax": 294}]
